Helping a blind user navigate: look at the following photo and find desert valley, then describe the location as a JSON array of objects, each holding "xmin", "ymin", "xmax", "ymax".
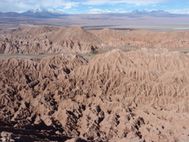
[{"xmin": 0, "ymin": 25, "xmax": 188, "ymax": 142}]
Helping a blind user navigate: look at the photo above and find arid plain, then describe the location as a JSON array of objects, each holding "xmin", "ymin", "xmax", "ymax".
[{"xmin": 0, "ymin": 25, "xmax": 189, "ymax": 142}]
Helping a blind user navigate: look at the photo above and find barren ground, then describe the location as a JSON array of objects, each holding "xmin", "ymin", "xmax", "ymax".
[{"xmin": 0, "ymin": 26, "xmax": 189, "ymax": 142}]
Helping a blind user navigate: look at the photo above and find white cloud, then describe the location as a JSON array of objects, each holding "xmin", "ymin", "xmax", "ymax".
[
  {"xmin": 0, "ymin": 0, "xmax": 78, "ymax": 12},
  {"xmin": 88, "ymin": 8, "xmax": 112, "ymax": 14},
  {"xmin": 168, "ymin": 9, "xmax": 189, "ymax": 14},
  {"xmin": 87, "ymin": 0, "xmax": 166, "ymax": 5},
  {"xmin": 0, "ymin": 0, "xmax": 179, "ymax": 14}
]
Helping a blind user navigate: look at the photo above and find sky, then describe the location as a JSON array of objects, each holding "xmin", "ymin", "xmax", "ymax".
[{"xmin": 0, "ymin": 0, "xmax": 189, "ymax": 14}]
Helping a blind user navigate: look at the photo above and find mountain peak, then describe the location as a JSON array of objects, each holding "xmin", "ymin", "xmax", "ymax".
[
  {"xmin": 128, "ymin": 10, "xmax": 174, "ymax": 17},
  {"xmin": 21, "ymin": 9, "xmax": 64, "ymax": 18},
  {"xmin": 24, "ymin": 8, "xmax": 51, "ymax": 14}
]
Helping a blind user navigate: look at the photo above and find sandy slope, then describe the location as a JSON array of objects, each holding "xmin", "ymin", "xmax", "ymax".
[
  {"xmin": 0, "ymin": 47, "xmax": 189, "ymax": 141},
  {"xmin": 0, "ymin": 26, "xmax": 189, "ymax": 141},
  {"xmin": 1, "ymin": 26, "xmax": 189, "ymax": 55},
  {"xmin": 92, "ymin": 29, "xmax": 189, "ymax": 49},
  {"xmin": 0, "ymin": 26, "xmax": 102, "ymax": 54}
]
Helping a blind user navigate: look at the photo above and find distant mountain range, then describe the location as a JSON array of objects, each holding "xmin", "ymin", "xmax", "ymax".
[
  {"xmin": 0, "ymin": 10, "xmax": 66, "ymax": 18},
  {"xmin": 0, "ymin": 10, "xmax": 188, "ymax": 19},
  {"xmin": 125, "ymin": 10, "xmax": 187, "ymax": 17},
  {"xmin": 1, "ymin": 9, "xmax": 189, "ymax": 29}
]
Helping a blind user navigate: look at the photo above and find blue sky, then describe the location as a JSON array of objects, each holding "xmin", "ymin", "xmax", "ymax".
[{"xmin": 0, "ymin": 0, "xmax": 189, "ymax": 14}]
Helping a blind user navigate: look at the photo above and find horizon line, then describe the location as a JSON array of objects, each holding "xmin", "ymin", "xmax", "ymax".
[{"xmin": 1, "ymin": 9, "xmax": 189, "ymax": 15}]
